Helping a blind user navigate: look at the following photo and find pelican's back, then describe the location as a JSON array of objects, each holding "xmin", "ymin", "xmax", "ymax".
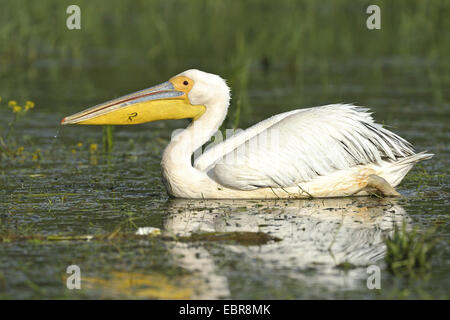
[{"xmin": 197, "ymin": 104, "xmax": 432, "ymax": 191}]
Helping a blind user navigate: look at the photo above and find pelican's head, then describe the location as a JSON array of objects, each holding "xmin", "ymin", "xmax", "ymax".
[{"xmin": 61, "ymin": 69, "xmax": 229, "ymax": 125}]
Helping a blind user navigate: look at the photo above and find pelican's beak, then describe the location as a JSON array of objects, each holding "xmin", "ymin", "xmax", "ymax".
[{"xmin": 61, "ymin": 78, "xmax": 206, "ymax": 125}]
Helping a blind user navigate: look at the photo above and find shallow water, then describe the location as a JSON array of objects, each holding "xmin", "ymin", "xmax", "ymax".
[{"xmin": 0, "ymin": 57, "xmax": 449, "ymax": 299}]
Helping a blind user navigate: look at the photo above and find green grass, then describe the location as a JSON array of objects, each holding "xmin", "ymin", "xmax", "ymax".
[{"xmin": 384, "ymin": 221, "xmax": 439, "ymax": 278}]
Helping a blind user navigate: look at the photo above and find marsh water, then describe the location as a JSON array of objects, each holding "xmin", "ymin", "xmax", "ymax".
[
  {"xmin": 0, "ymin": 57, "xmax": 448, "ymax": 299},
  {"xmin": 0, "ymin": 0, "xmax": 449, "ymax": 299}
]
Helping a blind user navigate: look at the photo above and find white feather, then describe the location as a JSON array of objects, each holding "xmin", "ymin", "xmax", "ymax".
[{"xmin": 197, "ymin": 104, "xmax": 417, "ymax": 190}]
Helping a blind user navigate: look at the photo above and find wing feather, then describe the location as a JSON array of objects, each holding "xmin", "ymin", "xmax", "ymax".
[{"xmin": 199, "ymin": 104, "xmax": 415, "ymax": 190}]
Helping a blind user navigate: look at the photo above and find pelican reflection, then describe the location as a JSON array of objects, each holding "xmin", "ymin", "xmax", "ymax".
[{"xmin": 161, "ymin": 197, "xmax": 409, "ymax": 299}]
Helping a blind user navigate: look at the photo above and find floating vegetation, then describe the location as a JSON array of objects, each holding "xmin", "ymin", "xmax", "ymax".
[
  {"xmin": 403, "ymin": 165, "xmax": 447, "ymax": 193},
  {"xmin": 335, "ymin": 261, "xmax": 357, "ymax": 272},
  {"xmin": 0, "ymin": 229, "xmax": 281, "ymax": 246},
  {"xmin": 384, "ymin": 221, "xmax": 439, "ymax": 278},
  {"xmin": 176, "ymin": 231, "xmax": 282, "ymax": 246},
  {"xmin": 0, "ymin": 231, "xmax": 155, "ymax": 243}
]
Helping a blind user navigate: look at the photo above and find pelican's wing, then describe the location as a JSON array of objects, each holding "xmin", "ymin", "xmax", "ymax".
[
  {"xmin": 195, "ymin": 104, "xmax": 415, "ymax": 190},
  {"xmin": 194, "ymin": 109, "xmax": 301, "ymax": 171}
]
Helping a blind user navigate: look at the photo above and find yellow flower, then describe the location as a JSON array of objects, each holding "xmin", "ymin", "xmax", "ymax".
[
  {"xmin": 32, "ymin": 149, "xmax": 41, "ymax": 161},
  {"xmin": 71, "ymin": 149, "xmax": 77, "ymax": 154},
  {"xmin": 89, "ymin": 143, "xmax": 98, "ymax": 152},
  {"xmin": 8, "ymin": 100, "xmax": 17, "ymax": 107},
  {"xmin": 17, "ymin": 146, "xmax": 24, "ymax": 155},
  {"xmin": 25, "ymin": 101, "xmax": 35, "ymax": 109},
  {"xmin": 13, "ymin": 105, "xmax": 22, "ymax": 113},
  {"xmin": 77, "ymin": 142, "xmax": 83, "ymax": 148}
]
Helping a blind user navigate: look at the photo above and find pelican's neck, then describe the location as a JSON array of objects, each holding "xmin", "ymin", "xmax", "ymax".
[{"xmin": 162, "ymin": 93, "xmax": 229, "ymax": 173}]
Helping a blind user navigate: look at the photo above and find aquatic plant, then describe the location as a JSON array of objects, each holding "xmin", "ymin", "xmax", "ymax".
[
  {"xmin": 384, "ymin": 221, "xmax": 439, "ymax": 278},
  {"xmin": 102, "ymin": 125, "xmax": 114, "ymax": 153},
  {"xmin": 0, "ymin": 97, "xmax": 36, "ymax": 160},
  {"xmin": 403, "ymin": 165, "xmax": 447, "ymax": 193}
]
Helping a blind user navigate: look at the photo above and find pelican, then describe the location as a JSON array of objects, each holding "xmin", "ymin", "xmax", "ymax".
[{"xmin": 61, "ymin": 69, "xmax": 433, "ymax": 199}]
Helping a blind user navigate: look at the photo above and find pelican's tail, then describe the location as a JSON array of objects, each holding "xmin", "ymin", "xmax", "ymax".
[{"xmin": 382, "ymin": 151, "xmax": 434, "ymax": 187}]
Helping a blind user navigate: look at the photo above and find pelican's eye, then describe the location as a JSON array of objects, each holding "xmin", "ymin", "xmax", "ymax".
[{"xmin": 183, "ymin": 80, "xmax": 189, "ymax": 86}]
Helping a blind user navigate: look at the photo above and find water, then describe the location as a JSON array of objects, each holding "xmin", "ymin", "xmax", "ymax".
[{"xmin": 0, "ymin": 56, "xmax": 449, "ymax": 299}]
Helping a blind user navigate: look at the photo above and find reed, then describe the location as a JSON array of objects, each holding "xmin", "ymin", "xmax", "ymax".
[{"xmin": 1, "ymin": 0, "xmax": 448, "ymax": 70}]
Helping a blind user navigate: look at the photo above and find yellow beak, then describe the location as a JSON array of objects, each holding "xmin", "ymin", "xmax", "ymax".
[{"xmin": 61, "ymin": 80, "xmax": 206, "ymax": 125}]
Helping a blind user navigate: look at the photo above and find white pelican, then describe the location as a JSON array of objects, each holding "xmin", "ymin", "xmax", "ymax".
[{"xmin": 61, "ymin": 69, "xmax": 433, "ymax": 199}]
